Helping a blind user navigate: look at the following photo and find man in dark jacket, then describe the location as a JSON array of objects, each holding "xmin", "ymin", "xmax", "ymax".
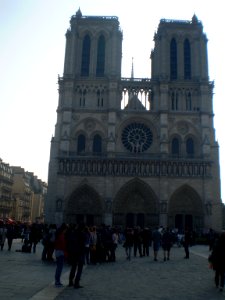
[
  {"xmin": 210, "ymin": 232, "xmax": 225, "ymax": 291},
  {"xmin": 66, "ymin": 223, "xmax": 86, "ymax": 288}
]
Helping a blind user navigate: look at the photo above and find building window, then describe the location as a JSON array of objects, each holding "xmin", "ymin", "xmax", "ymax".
[
  {"xmin": 96, "ymin": 35, "xmax": 105, "ymax": 77},
  {"xmin": 184, "ymin": 39, "xmax": 191, "ymax": 79},
  {"xmin": 93, "ymin": 134, "xmax": 102, "ymax": 154},
  {"xmin": 172, "ymin": 138, "xmax": 180, "ymax": 156},
  {"xmin": 186, "ymin": 138, "xmax": 194, "ymax": 157},
  {"xmin": 77, "ymin": 134, "xmax": 86, "ymax": 154},
  {"xmin": 121, "ymin": 123, "xmax": 153, "ymax": 153},
  {"xmin": 81, "ymin": 35, "xmax": 91, "ymax": 76},
  {"xmin": 170, "ymin": 38, "xmax": 177, "ymax": 80}
]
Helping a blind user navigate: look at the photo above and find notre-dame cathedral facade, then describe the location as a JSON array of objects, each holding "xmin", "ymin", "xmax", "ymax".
[{"xmin": 45, "ymin": 9, "xmax": 222, "ymax": 232}]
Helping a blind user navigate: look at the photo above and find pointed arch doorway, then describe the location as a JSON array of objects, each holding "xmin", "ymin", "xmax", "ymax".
[
  {"xmin": 64, "ymin": 184, "xmax": 104, "ymax": 226},
  {"xmin": 113, "ymin": 179, "xmax": 159, "ymax": 228},
  {"xmin": 168, "ymin": 185, "xmax": 204, "ymax": 232}
]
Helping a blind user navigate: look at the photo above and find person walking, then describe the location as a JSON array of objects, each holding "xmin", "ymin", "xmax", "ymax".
[
  {"xmin": 209, "ymin": 232, "xmax": 225, "ymax": 292},
  {"xmin": 54, "ymin": 223, "xmax": 68, "ymax": 287}
]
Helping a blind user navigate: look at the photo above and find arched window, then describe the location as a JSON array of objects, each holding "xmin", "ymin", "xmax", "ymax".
[
  {"xmin": 77, "ymin": 134, "xmax": 86, "ymax": 154},
  {"xmin": 184, "ymin": 39, "xmax": 191, "ymax": 79},
  {"xmin": 81, "ymin": 35, "xmax": 91, "ymax": 76},
  {"xmin": 172, "ymin": 138, "xmax": 180, "ymax": 156},
  {"xmin": 186, "ymin": 138, "xmax": 194, "ymax": 157},
  {"xmin": 93, "ymin": 134, "xmax": 102, "ymax": 154},
  {"xmin": 96, "ymin": 35, "xmax": 105, "ymax": 77},
  {"xmin": 170, "ymin": 38, "xmax": 177, "ymax": 80}
]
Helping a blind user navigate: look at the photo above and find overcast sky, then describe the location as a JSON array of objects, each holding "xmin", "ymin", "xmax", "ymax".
[{"xmin": 0, "ymin": 0, "xmax": 224, "ymax": 201}]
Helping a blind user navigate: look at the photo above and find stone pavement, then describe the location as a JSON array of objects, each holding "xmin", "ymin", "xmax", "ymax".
[{"xmin": 0, "ymin": 239, "xmax": 224, "ymax": 300}]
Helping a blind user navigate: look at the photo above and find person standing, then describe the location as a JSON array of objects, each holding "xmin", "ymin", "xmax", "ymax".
[
  {"xmin": 47, "ymin": 224, "xmax": 57, "ymax": 261},
  {"xmin": 67, "ymin": 223, "xmax": 86, "ymax": 289},
  {"xmin": 6, "ymin": 224, "xmax": 15, "ymax": 251},
  {"xmin": 89, "ymin": 226, "xmax": 98, "ymax": 264},
  {"xmin": 183, "ymin": 228, "xmax": 192, "ymax": 259},
  {"xmin": 161, "ymin": 227, "xmax": 173, "ymax": 261},
  {"xmin": 0, "ymin": 222, "xmax": 7, "ymax": 250},
  {"xmin": 84, "ymin": 226, "xmax": 91, "ymax": 265},
  {"xmin": 29, "ymin": 223, "xmax": 41, "ymax": 253},
  {"xmin": 54, "ymin": 223, "xmax": 68, "ymax": 287},
  {"xmin": 124, "ymin": 227, "xmax": 134, "ymax": 260},
  {"xmin": 111, "ymin": 228, "xmax": 119, "ymax": 262},
  {"xmin": 133, "ymin": 227, "xmax": 143, "ymax": 257},
  {"xmin": 152, "ymin": 227, "xmax": 161, "ymax": 261},
  {"xmin": 142, "ymin": 227, "xmax": 152, "ymax": 257}
]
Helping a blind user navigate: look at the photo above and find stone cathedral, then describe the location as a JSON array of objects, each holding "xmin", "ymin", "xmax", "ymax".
[{"xmin": 45, "ymin": 9, "xmax": 222, "ymax": 232}]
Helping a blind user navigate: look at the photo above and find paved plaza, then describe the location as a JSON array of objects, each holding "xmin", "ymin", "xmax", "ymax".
[{"xmin": 0, "ymin": 239, "xmax": 224, "ymax": 299}]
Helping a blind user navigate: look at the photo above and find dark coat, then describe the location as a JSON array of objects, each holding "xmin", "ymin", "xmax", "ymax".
[
  {"xmin": 210, "ymin": 234, "xmax": 225, "ymax": 271},
  {"xmin": 66, "ymin": 226, "xmax": 86, "ymax": 264}
]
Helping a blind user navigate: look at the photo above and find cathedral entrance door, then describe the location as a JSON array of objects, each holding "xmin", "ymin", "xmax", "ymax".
[
  {"xmin": 185, "ymin": 214, "xmax": 193, "ymax": 230},
  {"xmin": 175, "ymin": 214, "xmax": 193, "ymax": 232},
  {"xmin": 175, "ymin": 214, "xmax": 183, "ymax": 232},
  {"xmin": 126, "ymin": 213, "xmax": 134, "ymax": 227},
  {"xmin": 125, "ymin": 213, "xmax": 145, "ymax": 228}
]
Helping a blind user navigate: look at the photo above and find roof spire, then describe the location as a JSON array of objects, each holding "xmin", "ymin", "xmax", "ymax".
[
  {"xmin": 76, "ymin": 7, "xmax": 82, "ymax": 18},
  {"xmin": 131, "ymin": 57, "xmax": 134, "ymax": 80}
]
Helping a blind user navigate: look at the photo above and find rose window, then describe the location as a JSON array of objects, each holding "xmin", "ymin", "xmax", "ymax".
[{"xmin": 121, "ymin": 123, "xmax": 153, "ymax": 153}]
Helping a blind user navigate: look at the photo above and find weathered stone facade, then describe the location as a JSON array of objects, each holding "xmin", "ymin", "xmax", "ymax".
[{"xmin": 45, "ymin": 10, "xmax": 222, "ymax": 232}]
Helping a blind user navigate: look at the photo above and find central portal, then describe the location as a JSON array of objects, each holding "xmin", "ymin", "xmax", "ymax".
[{"xmin": 113, "ymin": 179, "xmax": 159, "ymax": 228}]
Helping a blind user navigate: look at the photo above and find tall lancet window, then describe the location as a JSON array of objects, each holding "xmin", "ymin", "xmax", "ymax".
[
  {"xmin": 172, "ymin": 137, "xmax": 180, "ymax": 157},
  {"xmin": 184, "ymin": 39, "xmax": 191, "ymax": 79},
  {"xmin": 96, "ymin": 35, "xmax": 105, "ymax": 77},
  {"xmin": 186, "ymin": 138, "xmax": 194, "ymax": 157},
  {"xmin": 77, "ymin": 134, "xmax": 86, "ymax": 154},
  {"xmin": 81, "ymin": 35, "xmax": 91, "ymax": 76},
  {"xmin": 93, "ymin": 134, "xmax": 102, "ymax": 154},
  {"xmin": 170, "ymin": 38, "xmax": 177, "ymax": 80}
]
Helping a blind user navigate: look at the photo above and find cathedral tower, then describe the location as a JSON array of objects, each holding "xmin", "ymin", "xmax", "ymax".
[{"xmin": 46, "ymin": 10, "xmax": 222, "ymax": 232}]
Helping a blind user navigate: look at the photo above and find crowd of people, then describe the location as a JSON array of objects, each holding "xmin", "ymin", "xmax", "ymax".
[{"xmin": 1, "ymin": 219, "xmax": 225, "ymax": 291}]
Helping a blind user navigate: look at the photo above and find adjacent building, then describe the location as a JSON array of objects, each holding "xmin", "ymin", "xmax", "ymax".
[
  {"xmin": 45, "ymin": 10, "xmax": 222, "ymax": 232},
  {"xmin": 12, "ymin": 167, "xmax": 47, "ymax": 223},
  {"xmin": 0, "ymin": 161, "xmax": 46, "ymax": 223},
  {"xmin": 0, "ymin": 159, "xmax": 14, "ymax": 219}
]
